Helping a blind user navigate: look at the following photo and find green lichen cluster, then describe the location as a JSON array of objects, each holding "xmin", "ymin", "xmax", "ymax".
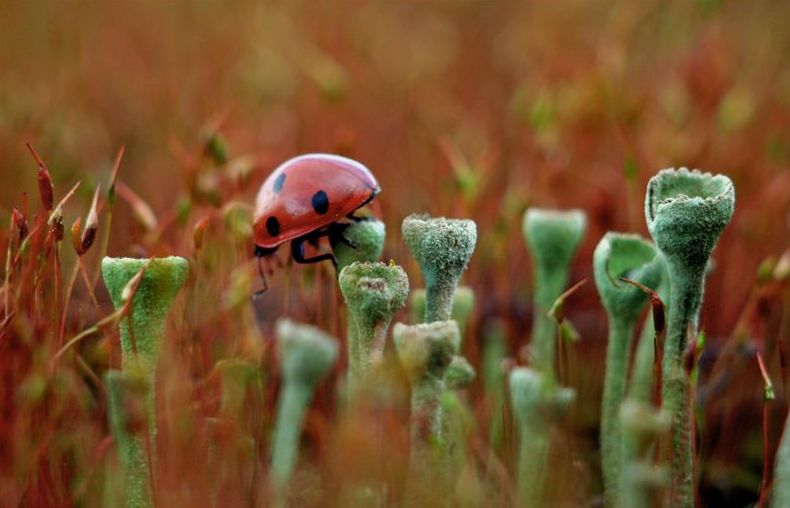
[{"xmin": 331, "ymin": 218, "xmax": 386, "ymax": 272}]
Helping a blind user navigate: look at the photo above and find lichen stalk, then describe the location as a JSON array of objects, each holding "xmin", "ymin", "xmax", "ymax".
[
  {"xmin": 522, "ymin": 208, "xmax": 586, "ymax": 377},
  {"xmin": 593, "ymin": 233, "xmax": 664, "ymax": 507},
  {"xmin": 645, "ymin": 168, "xmax": 735, "ymax": 508}
]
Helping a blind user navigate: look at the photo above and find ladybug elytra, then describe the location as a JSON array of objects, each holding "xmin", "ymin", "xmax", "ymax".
[{"xmin": 253, "ymin": 153, "xmax": 380, "ymax": 281}]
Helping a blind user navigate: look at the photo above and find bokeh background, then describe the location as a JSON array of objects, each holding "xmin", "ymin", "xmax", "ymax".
[{"xmin": 1, "ymin": 1, "xmax": 789, "ymax": 506}]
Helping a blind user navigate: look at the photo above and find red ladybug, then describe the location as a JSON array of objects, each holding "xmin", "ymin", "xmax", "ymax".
[{"xmin": 253, "ymin": 153, "xmax": 380, "ymax": 271}]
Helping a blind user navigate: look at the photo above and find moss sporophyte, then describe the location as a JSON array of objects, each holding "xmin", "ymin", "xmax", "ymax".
[
  {"xmin": 270, "ymin": 319, "xmax": 338, "ymax": 504},
  {"xmin": 522, "ymin": 208, "xmax": 586, "ymax": 378},
  {"xmin": 645, "ymin": 168, "xmax": 735, "ymax": 508},
  {"xmin": 101, "ymin": 256, "xmax": 189, "ymax": 508},
  {"xmin": 593, "ymin": 233, "xmax": 664, "ymax": 507}
]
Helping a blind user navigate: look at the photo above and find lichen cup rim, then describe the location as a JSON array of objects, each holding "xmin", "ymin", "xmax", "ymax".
[{"xmin": 645, "ymin": 167, "xmax": 735, "ymax": 227}]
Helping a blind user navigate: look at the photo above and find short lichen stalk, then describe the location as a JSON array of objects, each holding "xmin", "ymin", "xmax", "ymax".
[
  {"xmin": 522, "ymin": 208, "xmax": 586, "ymax": 377},
  {"xmin": 645, "ymin": 168, "xmax": 735, "ymax": 508},
  {"xmin": 338, "ymin": 261, "xmax": 408, "ymax": 382},
  {"xmin": 102, "ymin": 256, "xmax": 188, "ymax": 508},
  {"xmin": 593, "ymin": 233, "xmax": 664, "ymax": 507},
  {"xmin": 509, "ymin": 367, "xmax": 575, "ymax": 506},
  {"xmin": 393, "ymin": 321, "xmax": 459, "ymax": 499},
  {"xmin": 402, "ymin": 214, "xmax": 477, "ymax": 324},
  {"xmin": 270, "ymin": 320, "xmax": 338, "ymax": 503}
]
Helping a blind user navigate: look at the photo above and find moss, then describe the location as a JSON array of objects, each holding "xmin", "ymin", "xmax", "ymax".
[{"xmin": 402, "ymin": 214, "xmax": 477, "ymax": 323}]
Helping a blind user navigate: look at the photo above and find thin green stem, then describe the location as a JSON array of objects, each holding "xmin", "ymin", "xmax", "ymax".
[
  {"xmin": 601, "ymin": 321, "xmax": 634, "ymax": 505},
  {"xmin": 270, "ymin": 383, "xmax": 312, "ymax": 491}
]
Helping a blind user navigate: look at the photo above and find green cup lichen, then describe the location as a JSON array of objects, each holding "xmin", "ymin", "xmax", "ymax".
[
  {"xmin": 402, "ymin": 214, "xmax": 477, "ymax": 323},
  {"xmin": 593, "ymin": 233, "xmax": 664, "ymax": 507},
  {"xmin": 270, "ymin": 319, "xmax": 338, "ymax": 499},
  {"xmin": 102, "ymin": 256, "xmax": 188, "ymax": 508},
  {"xmin": 338, "ymin": 261, "xmax": 409, "ymax": 381},
  {"xmin": 645, "ymin": 167, "xmax": 735, "ymax": 508},
  {"xmin": 522, "ymin": 208, "xmax": 586, "ymax": 377}
]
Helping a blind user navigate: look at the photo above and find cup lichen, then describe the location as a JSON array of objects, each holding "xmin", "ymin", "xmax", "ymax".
[
  {"xmin": 402, "ymin": 214, "xmax": 477, "ymax": 323},
  {"xmin": 645, "ymin": 167, "xmax": 735, "ymax": 508},
  {"xmin": 338, "ymin": 261, "xmax": 409, "ymax": 381},
  {"xmin": 522, "ymin": 208, "xmax": 586, "ymax": 377},
  {"xmin": 593, "ymin": 232, "xmax": 664, "ymax": 507}
]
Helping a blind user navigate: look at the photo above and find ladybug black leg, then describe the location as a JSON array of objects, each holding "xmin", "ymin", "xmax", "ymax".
[
  {"xmin": 328, "ymin": 222, "xmax": 358, "ymax": 249},
  {"xmin": 291, "ymin": 237, "xmax": 338, "ymax": 269}
]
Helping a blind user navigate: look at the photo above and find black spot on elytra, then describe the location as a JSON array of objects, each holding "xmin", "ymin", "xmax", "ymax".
[
  {"xmin": 265, "ymin": 216, "xmax": 280, "ymax": 236},
  {"xmin": 273, "ymin": 173, "xmax": 286, "ymax": 193},
  {"xmin": 312, "ymin": 190, "xmax": 329, "ymax": 215}
]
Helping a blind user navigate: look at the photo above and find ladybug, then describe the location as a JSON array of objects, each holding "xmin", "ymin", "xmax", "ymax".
[{"xmin": 253, "ymin": 153, "xmax": 380, "ymax": 276}]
